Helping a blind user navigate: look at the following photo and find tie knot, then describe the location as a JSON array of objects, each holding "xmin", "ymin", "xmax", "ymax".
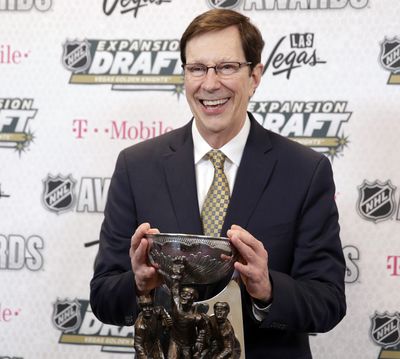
[{"xmin": 207, "ymin": 150, "xmax": 226, "ymax": 170}]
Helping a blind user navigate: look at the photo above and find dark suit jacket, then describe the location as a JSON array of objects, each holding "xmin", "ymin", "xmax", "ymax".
[{"xmin": 90, "ymin": 114, "xmax": 346, "ymax": 359}]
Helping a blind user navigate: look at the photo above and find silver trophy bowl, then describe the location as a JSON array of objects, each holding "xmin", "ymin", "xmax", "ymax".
[{"xmin": 146, "ymin": 233, "xmax": 237, "ymax": 286}]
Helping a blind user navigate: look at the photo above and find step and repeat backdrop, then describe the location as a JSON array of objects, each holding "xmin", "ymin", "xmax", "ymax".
[{"xmin": 1, "ymin": 1, "xmax": 399, "ymax": 358}]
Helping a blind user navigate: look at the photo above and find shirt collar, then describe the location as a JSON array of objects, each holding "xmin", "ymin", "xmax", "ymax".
[{"xmin": 192, "ymin": 115, "xmax": 250, "ymax": 166}]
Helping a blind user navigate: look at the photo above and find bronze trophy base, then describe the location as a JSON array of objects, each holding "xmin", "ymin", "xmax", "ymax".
[
  {"xmin": 134, "ymin": 233, "xmax": 245, "ymax": 359},
  {"xmin": 196, "ymin": 279, "xmax": 245, "ymax": 359}
]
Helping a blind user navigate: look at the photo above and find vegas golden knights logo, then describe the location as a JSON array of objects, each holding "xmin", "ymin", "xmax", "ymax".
[{"xmin": 377, "ymin": 345, "xmax": 400, "ymax": 359}]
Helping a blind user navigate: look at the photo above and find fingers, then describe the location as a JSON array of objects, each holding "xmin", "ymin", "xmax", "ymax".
[
  {"xmin": 234, "ymin": 260, "xmax": 251, "ymax": 277},
  {"xmin": 131, "ymin": 222, "xmax": 160, "ymax": 251},
  {"xmin": 227, "ymin": 224, "xmax": 272, "ymax": 300},
  {"xmin": 147, "ymin": 227, "xmax": 160, "ymax": 234},
  {"xmin": 130, "ymin": 222, "xmax": 161, "ymax": 267},
  {"xmin": 130, "ymin": 223, "xmax": 162, "ymax": 294},
  {"xmin": 133, "ymin": 238, "xmax": 149, "ymax": 264},
  {"xmin": 131, "ymin": 222, "xmax": 151, "ymax": 250},
  {"xmin": 228, "ymin": 224, "xmax": 264, "ymax": 251},
  {"xmin": 228, "ymin": 226, "xmax": 267, "ymax": 264}
]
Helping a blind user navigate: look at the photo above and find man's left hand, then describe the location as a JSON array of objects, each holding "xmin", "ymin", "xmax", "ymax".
[{"xmin": 227, "ymin": 224, "xmax": 272, "ymax": 302}]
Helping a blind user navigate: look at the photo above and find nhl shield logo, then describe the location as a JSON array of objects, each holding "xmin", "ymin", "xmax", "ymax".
[
  {"xmin": 62, "ymin": 40, "xmax": 91, "ymax": 73},
  {"xmin": 52, "ymin": 299, "xmax": 82, "ymax": 333},
  {"xmin": 207, "ymin": 0, "xmax": 241, "ymax": 9},
  {"xmin": 357, "ymin": 180, "xmax": 396, "ymax": 223},
  {"xmin": 380, "ymin": 38, "xmax": 400, "ymax": 74},
  {"xmin": 371, "ymin": 312, "xmax": 400, "ymax": 349},
  {"xmin": 42, "ymin": 174, "xmax": 76, "ymax": 213}
]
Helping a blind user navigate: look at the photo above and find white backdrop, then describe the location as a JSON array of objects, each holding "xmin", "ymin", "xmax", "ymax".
[{"xmin": 1, "ymin": 1, "xmax": 400, "ymax": 358}]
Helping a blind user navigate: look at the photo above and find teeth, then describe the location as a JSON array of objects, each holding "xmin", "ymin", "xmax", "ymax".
[{"xmin": 202, "ymin": 98, "xmax": 228, "ymax": 106}]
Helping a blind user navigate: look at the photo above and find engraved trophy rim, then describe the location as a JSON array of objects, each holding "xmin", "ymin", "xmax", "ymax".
[
  {"xmin": 145, "ymin": 232, "xmax": 229, "ymax": 241},
  {"xmin": 145, "ymin": 232, "xmax": 237, "ymax": 286}
]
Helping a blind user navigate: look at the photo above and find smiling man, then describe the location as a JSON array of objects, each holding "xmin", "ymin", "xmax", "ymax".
[
  {"xmin": 182, "ymin": 24, "xmax": 263, "ymax": 149},
  {"xmin": 90, "ymin": 9, "xmax": 346, "ymax": 359}
]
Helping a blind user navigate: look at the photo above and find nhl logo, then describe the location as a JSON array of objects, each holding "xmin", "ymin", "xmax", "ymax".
[
  {"xmin": 380, "ymin": 38, "xmax": 400, "ymax": 74},
  {"xmin": 52, "ymin": 299, "xmax": 82, "ymax": 333},
  {"xmin": 371, "ymin": 312, "xmax": 400, "ymax": 349},
  {"xmin": 62, "ymin": 40, "xmax": 91, "ymax": 73},
  {"xmin": 42, "ymin": 174, "xmax": 76, "ymax": 213},
  {"xmin": 207, "ymin": 0, "xmax": 241, "ymax": 10},
  {"xmin": 357, "ymin": 180, "xmax": 396, "ymax": 223}
]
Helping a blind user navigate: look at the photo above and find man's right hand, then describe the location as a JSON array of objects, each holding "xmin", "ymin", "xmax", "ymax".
[{"xmin": 129, "ymin": 222, "xmax": 162, "ymax": 295}]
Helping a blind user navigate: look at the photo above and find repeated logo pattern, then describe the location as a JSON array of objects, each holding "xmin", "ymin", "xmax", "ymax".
[
  {"xmin": 1, "ymin": 3, "xmax": 399, "ymax": 358},
  {"xmin": 357, "ymin": 180, "xmax": 397, "ymax": 223},
  {"xmin": 42, "ymin": 174, "xmax": 76, "ymax": 214},
  {"xmin": 52, "ymin": 299, "xmax": 82, "ymax": 333},
  {"xmin": 371, "ymin": 312, "xmax": 400, "ymax": 349},
  {"xmin": 201, "ymin": 150, "xmax": 230, "ymax": 238}
]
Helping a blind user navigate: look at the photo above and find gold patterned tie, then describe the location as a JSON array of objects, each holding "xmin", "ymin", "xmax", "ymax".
[{"xmin": 201, "ymin": 150, "xmax": 230, "ymax": 237}]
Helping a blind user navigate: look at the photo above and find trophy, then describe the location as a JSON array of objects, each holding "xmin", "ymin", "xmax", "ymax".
[{"xmin": 133, "ymin": 233, "xmax": 245, "ymax": 359}]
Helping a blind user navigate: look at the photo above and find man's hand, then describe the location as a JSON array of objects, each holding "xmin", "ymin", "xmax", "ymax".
[
  {"xmin": 227, "ymin": 224, "xmax": 272, "ymax": 302},
  {"xmin": 129, "ymin": 222, "xmax": 162, "ymax": 295}
]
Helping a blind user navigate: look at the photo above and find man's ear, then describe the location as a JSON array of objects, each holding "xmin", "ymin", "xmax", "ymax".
[{"xmin": 250, "ymin": 63, "xmax": 264, "ymax": 95}]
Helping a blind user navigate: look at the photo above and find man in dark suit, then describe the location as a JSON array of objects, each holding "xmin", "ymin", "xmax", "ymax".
[{"xmin": 90, "ymin": 9, "xmax": 346, "ymax": 359}]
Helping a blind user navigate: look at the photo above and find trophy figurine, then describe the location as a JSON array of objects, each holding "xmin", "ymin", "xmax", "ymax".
[{"xmin": 133, "ymin": 233, "xmax": 245, "ymax": 359}]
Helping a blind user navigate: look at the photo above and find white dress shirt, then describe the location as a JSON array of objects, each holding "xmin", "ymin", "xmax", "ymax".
[
  {"xmin": 191, "ymin": 116, "xmax": 271, "ymax": 321},
  {"xmin": 192, "ymin": 117, "xmax": 250, "ymax": 211}
]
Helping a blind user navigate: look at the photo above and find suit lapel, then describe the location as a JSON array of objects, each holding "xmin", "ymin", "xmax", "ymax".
[
  {"xmin": 161, "ymin": 116, "xmax": 277, "ymax": 236},
  {"xmin": 222, "ymin": 115, "xmax": 277, "ymax": 235},
  {"xmin": 162, "ymin": 121, "xmax": 203, "ymax": 235}
]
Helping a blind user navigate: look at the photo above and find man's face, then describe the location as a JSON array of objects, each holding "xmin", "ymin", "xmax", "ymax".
[
  {"xmin": 180, "ymin": 287, "xmax": 195, "ymax": 307},
  {"xmin": 214, "ymin": 303, "xmax": 229, "ymax": 322},
  {"xmin": 184, "ymin": 25, "xmax": 263, "ymax": 148},
  {"xmin": 142, "ymin": 303, "xmax": 153, "ymax": 319}
]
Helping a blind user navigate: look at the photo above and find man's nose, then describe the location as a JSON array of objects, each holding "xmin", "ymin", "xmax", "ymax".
[{"xmin": 201, "ymin": 68, "xmax": 221, "ymax": 91}]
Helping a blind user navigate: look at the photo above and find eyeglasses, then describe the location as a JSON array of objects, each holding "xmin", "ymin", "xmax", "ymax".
[{"xmin": 182, "ymin": 61, "xmax": 252, "ymax": 78}]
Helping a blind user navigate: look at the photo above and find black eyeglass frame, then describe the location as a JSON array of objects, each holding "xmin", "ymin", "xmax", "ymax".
[{"xmin": 181, "ymin": 61, "xmax": 253, "ymax": 77}]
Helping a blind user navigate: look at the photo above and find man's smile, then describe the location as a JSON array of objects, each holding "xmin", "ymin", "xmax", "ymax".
[{"xmin": 200, "ymin": 98, "xmax": 229, "ymax": 107}]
